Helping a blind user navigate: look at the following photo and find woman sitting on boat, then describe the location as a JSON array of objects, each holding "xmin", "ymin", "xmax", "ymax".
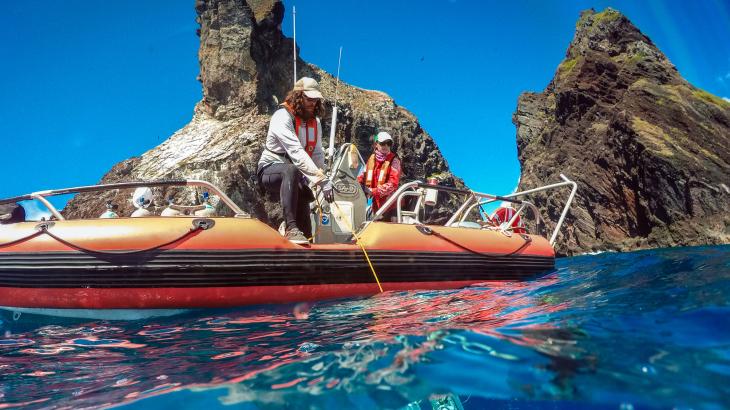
[
  {"xmin": 358, "ymin": 131, "xmax": 402, "ymax": 221},
  {"xmin": 257, "ymin": 77, "xmax": 335, "ymax": 244}
]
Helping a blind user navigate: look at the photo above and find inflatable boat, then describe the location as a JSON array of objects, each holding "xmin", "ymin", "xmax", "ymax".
[{"xmin": 0, "ymin": 145, "xmax": 576, "ymax": 319}]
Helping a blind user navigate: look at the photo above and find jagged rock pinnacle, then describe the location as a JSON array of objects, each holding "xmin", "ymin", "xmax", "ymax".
[
  {"xmin": 64, "ymin": 0, "xmax": 463, "ymax": 223},
  {"xmin": 515, "ymin": 8, "xmax": 730, "ymax": 255}
]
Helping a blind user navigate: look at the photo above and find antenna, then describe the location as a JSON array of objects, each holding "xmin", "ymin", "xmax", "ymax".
[
  {"xmin": 328, "ymin": 46, "xmax": 343, "ymax": 160},
  {"xmin": 292, "ymin": 6, "xmax": 297, "ymax": 87}
]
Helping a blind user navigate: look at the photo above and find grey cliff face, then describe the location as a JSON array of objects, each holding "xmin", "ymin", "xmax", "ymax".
[
  {"xmin": 64, "ymin": 0, "xmax": 463, "ymax": 223},
  {"xmin": 514, "ymin": 8, "xmax": 730, "ymax": 255}
]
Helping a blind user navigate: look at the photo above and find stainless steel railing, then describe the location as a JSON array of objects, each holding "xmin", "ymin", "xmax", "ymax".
[
  {"xmin": 0, "ymin": 179, "xmax": 250, "ymax": 220},
  {"xmin": 370, "ymin": 174, "xmax": 577, "ymax": 246}
]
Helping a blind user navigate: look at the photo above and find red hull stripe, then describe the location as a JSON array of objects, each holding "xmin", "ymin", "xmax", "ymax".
[{"xmin": 0, "ymin": 281, "xmax": 486, "ymax": 309}]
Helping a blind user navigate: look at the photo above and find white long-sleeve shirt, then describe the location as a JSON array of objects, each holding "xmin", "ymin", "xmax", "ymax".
[{"xmin": 258, "ymin": 108, "xmax": 326, "ymax": 184}]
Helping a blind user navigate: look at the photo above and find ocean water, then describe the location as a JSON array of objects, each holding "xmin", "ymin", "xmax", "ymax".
[{"xmin": 0, "ymin": 245, "xmax": 728, "ymax": 409}]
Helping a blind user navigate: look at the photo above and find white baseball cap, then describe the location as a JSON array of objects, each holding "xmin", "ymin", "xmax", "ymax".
[
  {"xmin": 375, "ymin": 131, "xmax": 393, "ymax": 143},
  {"xmin": 293, "ymin": 77, "xmax": 323, "ymax": 99}
]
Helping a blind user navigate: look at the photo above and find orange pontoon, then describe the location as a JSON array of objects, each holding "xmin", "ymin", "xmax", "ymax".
[{"xmin": 0, "ymin": 147, "xmax": 576, "ymax": 319}]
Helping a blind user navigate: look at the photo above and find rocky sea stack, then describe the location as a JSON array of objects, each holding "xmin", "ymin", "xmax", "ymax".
[
  {"xmin": 64, "ymin": 0, "xmax": 463, "ymax": 223},
  {"xmin": 64, "ymin": 4, "xmax": 728, "ymax": 256},
  {"xmin": 515, "ymin": 8, "xmax": 729, "ymax": 255}
]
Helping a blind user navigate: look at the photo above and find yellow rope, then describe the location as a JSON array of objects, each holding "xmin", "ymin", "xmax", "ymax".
[
  {"xmin": 306, "ymin": 206, "xmax": 322, "ymax": 243},
  {"xmin": 331, "ymin": 201, "xmax": 383, "ymax": 293}
]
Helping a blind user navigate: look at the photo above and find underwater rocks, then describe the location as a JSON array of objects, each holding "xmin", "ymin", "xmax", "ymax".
[
  {"xmin": 514, "ymin": 8, "xmax": 730, "ymax": 255},
  {"xmin": 64, "ymin": 0, "xmax": 462, "ymax": 222}
]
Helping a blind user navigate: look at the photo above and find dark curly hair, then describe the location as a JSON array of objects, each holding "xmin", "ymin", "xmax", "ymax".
[{"xmin": 283, "ymin": 90, "xmax": 325, "ymax": 118}]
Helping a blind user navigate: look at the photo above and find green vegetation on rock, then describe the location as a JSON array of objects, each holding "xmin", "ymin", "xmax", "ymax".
[
  {"xmin": 558, "ymin": 57, "xmax": 580, "ymax": 79},
  {"xmin": 591, "ymin": 8, "xmax": 621, "ymax": 29},
  {"xmin": 692, "ymin": 89, "xmax": 730, "ymax": 109},
  {"xmin": 631, "ymin": 116, "xmax": 674, "ymax": 157},
  {"xmin": 629, "ymin": 50, "xmax": 647, "ymax": 64}
]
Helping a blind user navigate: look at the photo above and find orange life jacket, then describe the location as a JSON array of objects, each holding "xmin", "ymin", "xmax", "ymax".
[
  {"xmin": 364, "ymin": 152, "xmax": 396, "ymax": 189},
  {"xmin": 295, "ymin": 117, "xmax": 318, "ymax": 157}
]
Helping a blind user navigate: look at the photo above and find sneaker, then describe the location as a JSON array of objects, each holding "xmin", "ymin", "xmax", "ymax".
[{"xmin": 285, "ymin": 228, "xmax": 309, "ymax": 244}]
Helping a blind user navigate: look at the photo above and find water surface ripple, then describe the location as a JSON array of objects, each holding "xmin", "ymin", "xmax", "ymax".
[{"xmin": 0, "ymin": 245, "xmax": 728, "ymax": 409}]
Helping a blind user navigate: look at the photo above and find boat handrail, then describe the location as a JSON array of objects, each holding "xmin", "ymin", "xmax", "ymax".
[
  {"xmin": 396, "ymin": 189, "xmax": 425, "ymax": 224},
  {"xmin": 370, "ymin": 174, "xmax": 577, "ymax": 246},
  {"xmin": 370, "ymin": 180, "xmax": 419, "ymax": 222},
  {"xmin": 0, "ymin": 179, "xmax": 250, "ymax": 221},
  {"xmin": 496, "ymin": 174, "xmax": 577, "ymax": 245},
  {"xmin": 459, "ymin": 198, "xmax": 544, "ymax": 235}
]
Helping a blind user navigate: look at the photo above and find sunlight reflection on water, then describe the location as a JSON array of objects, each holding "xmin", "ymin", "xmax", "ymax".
[{"xmin": 0, "ymin": 246, "xmax": 728, "ymax": 409}]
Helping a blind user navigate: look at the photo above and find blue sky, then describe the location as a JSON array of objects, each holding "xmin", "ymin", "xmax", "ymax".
[{"xmin": 2, "ymin": 0, "xmax": 729, "ymax": 207}]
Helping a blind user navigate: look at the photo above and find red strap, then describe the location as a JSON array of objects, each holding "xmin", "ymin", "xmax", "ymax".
[{"xmin": 295, "ymin": 117, "xmax": 318, "ymax": 158}]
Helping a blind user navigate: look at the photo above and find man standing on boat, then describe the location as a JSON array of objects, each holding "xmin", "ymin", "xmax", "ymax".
[
  {"xmin": 358, "ymin": 132, "xmax": 402, "ymax": 221},
  {"xmin": 257, "ymin": 77, "xmax": 335, "ymax": 244}
]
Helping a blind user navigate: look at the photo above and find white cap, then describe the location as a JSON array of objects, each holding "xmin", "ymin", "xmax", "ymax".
[
  {"xmin": 132, "ymin": 187, "xmax": 153, "ymax": 209},
  {"xmin": 293, "ymin": 77, "xmax": 323, "ymax": 99},
  {"xmin": 500, "ymin": 201, "xmax": 513, "ymax": 208},
  {"xmin": 375, "ymin": 131, "xmax": 393, "ymax": 143}
]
